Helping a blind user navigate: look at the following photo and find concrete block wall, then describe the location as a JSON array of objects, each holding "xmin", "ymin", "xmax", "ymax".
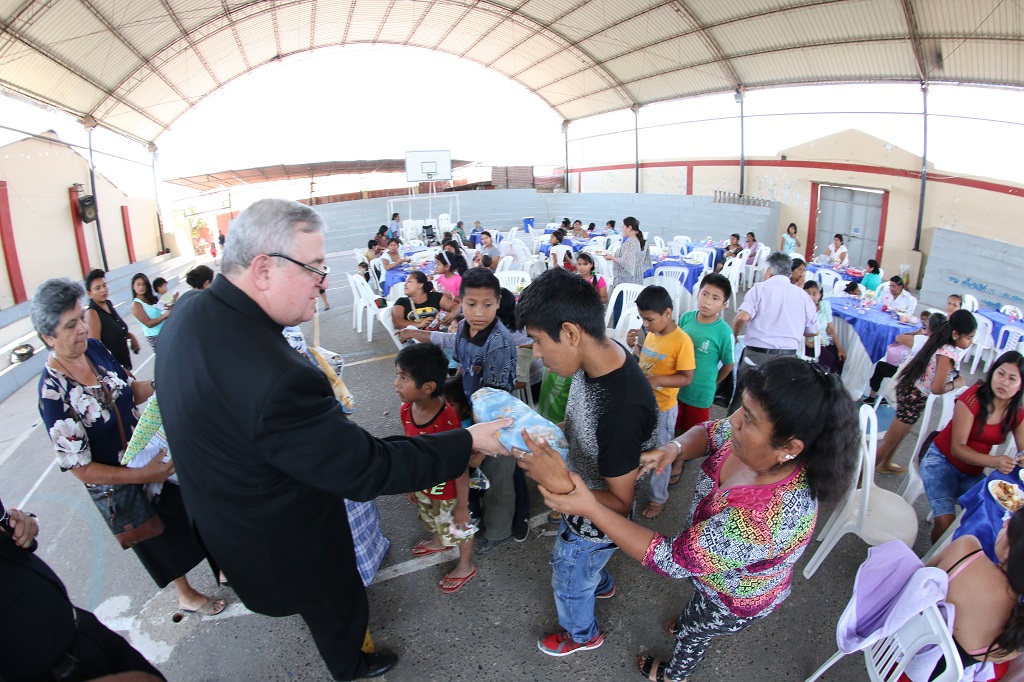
[
  {"xmin": 919, "ymin": 227, "xmax": 1024, "ymax": 311},
  {"xmin": 315, "ymin": 190, "xmax": 780, "ymax": 255}
]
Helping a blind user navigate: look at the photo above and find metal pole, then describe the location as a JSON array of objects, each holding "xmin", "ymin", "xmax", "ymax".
[
  {"xmin": 632, "ymin": 104, "xmax": 640, "ymax": 193},
  {"xmin": 914, "ymin": 83, "xmax": 928, "ymax": 251},
  {"xmin": 736, "ymin": 89, "xmax": 745, "ymax": 196},
  {"xmin": 148, "ymin": 143, "xmax": 166, "ymax": 254},
  {"xmin": 85, "ymin": 126, "xmax": 109, "ymax": 271},
  {"xmin": 561, "ymin": 120, "xmax": 570, "ymax": 192}
]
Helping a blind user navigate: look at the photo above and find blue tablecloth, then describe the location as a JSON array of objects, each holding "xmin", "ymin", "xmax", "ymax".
[
  {"xmin": 680, "ymin": 244, "xmax": 726, "ymax": 267},
  {"xmin": 468, "ymin": 231, "xmax": 503, "ymax": 247},
  {"xmin": 539, "ymin": 238, "xmax": 577, "ymax": 256},
  {"xmin": 643, "ymin": 259, "xmax": 705, "ymax": 292},
  {"xmin": 828, "ymin": 297, "xmax": 919, "ymax": 362},
  {"xmin": 976, "ymin": 307, "xmax": 1024, "ymax": 346},
  {"xmin": 403, "ymin": 246, "xmax": 427, "ymax": 257},
  {"xmin": 954, "ymin": 468, "xmax": 1022, "ymax": 563},
  {"xmin": 807, "ymin": 263, "xmax": 864, "ymax": 284},
  {"xmin": 383, "ymin": 262, "xmax": 436, "ymax": 296}
]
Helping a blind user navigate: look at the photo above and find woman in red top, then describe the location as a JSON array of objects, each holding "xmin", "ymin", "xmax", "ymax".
[{"xmin": 920, "ymin": 351, "xmax": 1024, "ymax": 543}]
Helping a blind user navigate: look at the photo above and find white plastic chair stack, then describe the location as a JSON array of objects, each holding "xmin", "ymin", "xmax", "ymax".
[
  {"xmin": 605, "ymin": 284, "xmax": 644, "ymax": 328},
  {"xmin": 804, "ymin": 602, "xmax": 963, "ymax": 682},
  {"xmin": 719, "ymin": 257, "xmax": 742, "ymax": 310},
  {"xmin": 377, "ymin": 307, "xmax": 404, "ymax": 351},
  {"xmin": 961, "ymin": 294, "xmax": 979, "ymax": 312},
  {"xmin": 509, "ymin": 240, "xmax": 544, "ymax": 278},
  {"xmin": 495, "ymin": 255, "xmax": 514, "ymax": 272},
  {"xmin": 900, "ymin": 390, "xmax": 961, "ymax": 508},
  {"xmin": 802, "ymin": 405, "xmax": 919, "ymax": 579},
  {"xmin": 496, "ymin": 270, "xmax": 531, "ymax": 292}
]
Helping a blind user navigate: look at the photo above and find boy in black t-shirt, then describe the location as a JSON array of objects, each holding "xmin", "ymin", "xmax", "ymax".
[{"xmin": 514, "ymin": 268, "xmax": 658, "ymax": 657}]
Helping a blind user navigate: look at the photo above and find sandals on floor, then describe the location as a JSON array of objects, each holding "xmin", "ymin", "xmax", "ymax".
[
  {"xmin": 438, "ymin": 566, "xmax": 477, "ymax": 593},
  {"xmin": 637, "ymin": 655, "xmax": 669, "ymax": 682},
  {"xmin": 667, "ymin": 466, "xmax": 683, "ymax": 488},
  {"xmin": 182, "ymin": 597, "xmax": 227, "ymax": 616},
  {"xmin": 412, "ymin": 540, "xmax": 450, "ymax": 557},
  {"xmin": 875, "ymin": 463, "xmax": 906, "ymax": 475},
  {"xmin": 641, "ymin": 501, "xmax": 665, "ymax": 519}
]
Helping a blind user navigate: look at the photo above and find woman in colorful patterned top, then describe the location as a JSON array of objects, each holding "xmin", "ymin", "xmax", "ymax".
[
  {"xmin": 34, "ymin": 278, "xmax": 227, "ymax": 616},
  {"xmin": 530, "ymin": 357, "xmax": 859, "ymax": 682}
]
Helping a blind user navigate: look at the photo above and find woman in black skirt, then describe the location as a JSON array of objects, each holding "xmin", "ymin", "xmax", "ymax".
[{"xmin": 33, "ymin": 278, "xmax": 227, "ymax": 615}]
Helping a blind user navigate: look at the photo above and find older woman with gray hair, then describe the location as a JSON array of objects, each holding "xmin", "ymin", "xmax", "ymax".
[{"xmin": 33, "ymin": 277, "xmax": 228, "ymax": 615}]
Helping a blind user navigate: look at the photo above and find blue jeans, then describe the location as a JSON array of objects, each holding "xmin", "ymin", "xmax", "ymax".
[
  {"xmin": 920, "ymin": 443, "xmax": 985, "ymax": 518},
  {"xmin": 551, "ymin": 521, "xmax": 616, "ymax": 642}
]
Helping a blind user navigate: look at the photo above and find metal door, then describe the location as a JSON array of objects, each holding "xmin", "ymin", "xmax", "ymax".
[{"xmin": 814, "ymin": 186, "xmax": 884, "ymax": 267}]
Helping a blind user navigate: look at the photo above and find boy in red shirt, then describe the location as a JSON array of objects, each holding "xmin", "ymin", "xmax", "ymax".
[{"xmin": 396, "ymin": 343, "xmax": 477, "ymax": 593}]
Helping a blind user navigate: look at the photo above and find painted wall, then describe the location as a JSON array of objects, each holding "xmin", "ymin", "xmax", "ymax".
[
  {"xmin": 572, "ymin": 130, "xmax": 1024, "ymax": 287},
  {"xmin": 920, "ymin": 227, "xmax": 1023, "ymax": 311},
  {"xmin": 0, "ymin": 134, "xmax": 162, "ymax": 309}
]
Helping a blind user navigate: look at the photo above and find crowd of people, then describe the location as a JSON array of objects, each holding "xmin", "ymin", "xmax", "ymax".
[{"xmin": 9, "ymin": 200, "xmax": 1023, "ymax": 682}]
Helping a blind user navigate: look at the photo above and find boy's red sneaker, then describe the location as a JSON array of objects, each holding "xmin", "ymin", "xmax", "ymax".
[{"xmin": 536, "ymin": 630, "xmax": 604, "ymax": 657}]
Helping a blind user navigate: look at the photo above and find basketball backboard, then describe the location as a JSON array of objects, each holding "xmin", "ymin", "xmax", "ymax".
[{"xmin": 405, "ymin": 150, "xmax": 452, "ymax": 182}]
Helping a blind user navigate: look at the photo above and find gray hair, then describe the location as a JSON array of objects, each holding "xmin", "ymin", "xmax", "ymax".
[
  {"xmin": 220, "ymin": 198, "xmax": 326, "ymax": 276},
  {"xmin": 765, "ymin": 251, "xmax": 793, "ymax": 277},
  {"xmin": 31, "ymin": 277, "xmax": 84, "ymax": 342}
]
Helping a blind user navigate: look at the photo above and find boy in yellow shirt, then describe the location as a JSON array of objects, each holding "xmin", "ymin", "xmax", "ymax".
[{"xmin": 626, "ymin": 285, "xmax": 695, "ymax": 519}]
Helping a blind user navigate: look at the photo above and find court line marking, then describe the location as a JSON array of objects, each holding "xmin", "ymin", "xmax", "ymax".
[{"xmin": 344, "ymin": 353, "xmax": 397, "ymax": 367}]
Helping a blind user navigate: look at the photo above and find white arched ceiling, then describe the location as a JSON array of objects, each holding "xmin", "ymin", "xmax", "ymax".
[{"xmin": 0, "ymin": 0, "xmax": 1021, "ymax": 143}]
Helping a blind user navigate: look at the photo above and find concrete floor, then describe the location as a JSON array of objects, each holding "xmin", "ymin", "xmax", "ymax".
[{"xmin": 0, "ymin": 253, "xmax": 966, "ymax": 681}]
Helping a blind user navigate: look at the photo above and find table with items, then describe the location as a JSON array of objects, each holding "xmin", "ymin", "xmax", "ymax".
[
  {"xmin": 642, "ymin": 258, "xmax": 706, "ymax": 292},
  {"xmin": 382, "ymin": 251, "xmax": 438, "ymax": 295}
]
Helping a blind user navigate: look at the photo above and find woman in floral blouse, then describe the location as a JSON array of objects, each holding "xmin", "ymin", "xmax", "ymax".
[
  {"xmin": 34, "ymin": 278, "xmax": 227, "ymax": 615},
  {"xmin": 603, "ymin": 216, "xmax": 650, "ymax": 324},
  {"xmin": 526, "ymin": 357, "xmax": 859, "ymax": 682}
]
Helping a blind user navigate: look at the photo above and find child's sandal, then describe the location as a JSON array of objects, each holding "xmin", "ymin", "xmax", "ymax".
[{"xmin": 637, "ymin": 655, "xmax": 669, "ymax": 682}]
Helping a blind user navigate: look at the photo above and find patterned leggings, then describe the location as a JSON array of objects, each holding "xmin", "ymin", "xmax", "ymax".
[{"xmin": 665, "ymin": 587, "xmax": 768, "ymax": 680}]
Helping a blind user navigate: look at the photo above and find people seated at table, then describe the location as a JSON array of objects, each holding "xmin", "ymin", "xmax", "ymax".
[
  {"xmin": 920, "ymin": 351, "xmax": 1024, "ymax": 543},
  {"xmin": 588, "ymin": 222, "xmax": 597, "ymax": 234},
  {"xmin": 744, "ymin": 231, "xmax": 760, "ymax": 264},
  {"xmin": 570, "ymin": 220, "xmax": 588, "ymax": 240},
  {"xmin": 476, "ymin": 231, "xmax": 501, "ymax": 264},
  {"xmin": 875, "ymin": 309, "xmax": 977, "ymax": 475},
  {"xmin": 715, "ymin": 234, "xmax": 743, "ymax": 273},
  {"xmin": 825, "ymin": 233, "xmax": 849, "ymax": 267},
  {"xmin": 527, "ymin": 356, "xmax": 859, "ymax": 682},
  {"xmin": 375, "ymin": 225, "xmax": 390, "ymax": 249},
  {"xmin": 453, "ymin": 221, "xmax": 467, "ymax": 240},
  {"xmin": 364, "ymin": 239, "xmax": 383, "ymax": 263},
  {"xmin": 433, "ymin": 251, "xmax": 466, "ymax": 298},
  {"xmin": 879, "ymin": 275, "xmax": 917, "ymax": 312},
  {"xmin": 605, "ymin": 219, "xmax": 617, "ymax": 233},
  {"xmin": 842, "ymin": 281, "xmax": 860, "ymax": 297},
  {"xmin": 381, "ymin": 238, "xmax": 409, "ymax": 271},
  {"xmin": 391, "ymin": 271, "xmax": 459, "ymax": 333},
  {"xmin": 576, "ymin": 252, "xmax": 608, "ymax": 304},
  {"xmin": 861, "ymin": 259, "xmax": 882, "ymax": 292},
  {"xmin": 947, "ymin": 293, "xmax": 963, "ymax": 316},
  {"xmin": 790, "ymin": 258, "xmax": 806, "ymax": 286},
  {"xmin": 865, "ymin": 312, "xmax": 942, "ymax": 402},
  {"xmin": 548, "ymin": 230, "xmax": 574, "ymax": 270},
  {"xmin": 927, "ymin": 510, "xmax": 1024, "ymax": 678},
  {"xmin": 803, "ymin": 281, "xmax": 846, "ymax": 373},
  {"xmin": 780, "ymin": 222, "xmax": 801, "ymax": 254}
]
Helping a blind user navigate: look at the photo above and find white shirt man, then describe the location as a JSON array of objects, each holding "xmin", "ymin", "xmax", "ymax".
[{"xmin": 879, "ymin": 278, "xmax": 917, "ymax": 312}]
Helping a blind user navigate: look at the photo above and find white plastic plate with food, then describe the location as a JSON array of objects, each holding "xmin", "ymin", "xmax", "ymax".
[{"xmin": 989, "ymin": 479, "xmax": 1024, "ymax": 513}]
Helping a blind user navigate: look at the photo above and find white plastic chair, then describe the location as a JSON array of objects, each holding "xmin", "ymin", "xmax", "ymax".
[
  {"xmin": 652, "ymin": 235, "xmax": 666, "ymax": 251},
  {"xmin": 351, "ymin": 275, "xmax": 381, "ymax": 341},
  {"xmin": 802, "ymin": 405, "xmax": 919, "ymax": 579},
  {"xmin": 672, "ymin": 235, "xmax": 692, "ymax": 246},
  {"xmin": 996, "ymin": 325, "xmax": 1024, "ymax": 357},
  {"xmin": 650, "ymin": 266, "xmax": 687, "ymax": 284},
  {"xmin": 549, "ymin": 244, "xmax": 573, "ymax": 270},
  {"xmin": 900, "ymin": 389, "xmax": 961, "ymax": 507},
  {"xmin": 509, "ymin": 240, "xmax": 545, "ymax": 278},
  {"xmin": 689, "ymin": 247, "xmax": 715, "ymax": 273},
  {"xmin": 744, "ymin": 244, "xmax": 771, "ymax": 288},
  {"xmin": 406, "ymin": 239, "xmax": 425, "ymax": 247},
  {"xmin": 720, "ymin": 257, "xmax": 742, "ymax": 310},
  {"xmin": 961, "ymin": 294, "xmax": 979, "ymax": 312},
  {"xmin": 495, "ymin": 255, "xmax": 514, "ymax": 273},
  {"xmin": 612, "ymin": 305, "xmax": 641, "ymax": 345},
  {"xmin": 875, "ymin": 283, "xmax": 888, "ymax": 299},
  {"xmin": 605, "ymin": 234, "xmax": 623, "ymax": 251},
  {"xmin": 386, "ymin": 284, "xmax": 406, "ymax": 304},
  {"xmin": 496, "ymin": 270, "xmax": 531, "ymax": 292},
  {"xmin": 585, "ymin": 236, "xmax": 608, "ymax": 251},
  {"xmin": 367, "ymin": 257, "xmax": 385, "ymax": 293},
  {"xmin": 347, "ymin": 274, "xmax": 369, "ymax": 333},
  {"xmin": 644, "ymin": 276, "xmax": 686, "ymax": 317},
  {"xmin": 437, "ymin": 213, "xmax": 451, "ymax": 232},
  {"xmin": 605, "ymin": 284, "xmax": 644, "ymax": 328},
  {"xmin": 966, "ymin": 312, "xmax": 995, "ymax": 374},
  {"xmin": 817, "ymin": 269, "xmax": 840, "ymax": 295},
  {"xmin": 353, "ymin": 247, "xmax": 368, "ymax": 265},
  {"xmin": 1000, "ymin": 304, "xmax": 1023, "ymax": 318},
  {"xmin": 804, "ymin": 602, "xmax": 963, "ymax": 682},
  {"xmin": 514, "ymin": 346, "xmax": 535, "ymax": 409},
  {"xmin": 377, "ymin": 306, "xmax": 404, "ymax": 350},
  {"xmin": 789, "ymin": 252, "xmax": 803, "ymax": 259}
]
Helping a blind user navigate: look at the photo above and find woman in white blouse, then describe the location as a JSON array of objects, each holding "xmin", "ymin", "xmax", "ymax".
[{"xmin": 825, "ymin": 233, "xmax": 849, "ymax": 267}]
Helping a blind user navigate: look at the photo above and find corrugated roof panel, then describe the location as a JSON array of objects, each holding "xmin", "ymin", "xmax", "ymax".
[
  {"xmin": 931, "ymin": 38, "xmax": 1024, "ymax": 86},
  {"xmin": 516, "ymin": 50, "xmax": 592, "ymax": 89},
  {"xmin": 601, "ymin": 35, "xmax": 716, "ymax": 84},
  {"xmin": 346, "ymin": 0, "xmax": 390, "ymax": 42},
  {"xmin": 104, "ymin": 0, "xmax": 182, "ymax": 53},
  {"xmin": 554, "ymin": 0, "xmax": 677, "ymax": 43},
  {"xmin": 488, "ymin": 34, "xmax": 561, "ymax": 75},
  {"xmin": 165, "ymin": 0, "xmax": 224, "ymax": 32},
  {"xmin": 556, "ymin": 87, "xmax": 629, "ymax": 119},
  {"xmin": 159, "ymin": 47, "xmax": 218, "ymax": 99},
  {"xmin": 463, "ymin": 19, "xmax": 530, "ymax": 63},
  {"xmin": 518, "ymin": 0, "xmax": 588, "ymax": 26},
  {"xmin": 580, "ymin": 5, "xmax": 693, "ymax": 63},
  {"xmin": 100, "ymin": 102, "xmax": 164, "ymax": 140},
  {"xmin": 628, "ymin": 66, "xmax": 735, "ymax": 103},
  {"xmin": 915, "ymin": 0, "xmax": 1022, "ymax": 38},
  {"xmin": 0, "ymin": 49, "xmax": 104, "ymax": 111},
  {"xmin": 713, "ymin": 0, "xmax": 904, "ymax": 57},
  {"xmin": 235, "ymin": 13, "xmax": 279, "ymax": 64},
  {"xmin": 732, "ymin": 41, "xmax": 918, "ymax": 85},
  {"xmin": 435, "ymin": 10, "xmax": 504, "ymax": 55},
  {"xmin": 684, "ymin": 0, "xmax": 807, "ymax": 27},
  {"xmin": 275, "ymin": 2, "xmax": 315, "ymax": 55},
  {"xmin": 375, "ymin": 2, "xmax": 430, "ymax": 43},
  {"xmin": 406, "ymin": 2, "xmax": 465, "ymax": 48},
  {"xmin": 311, "ymin": 1, "xmax": 351, "ymax": 46},
  {"xmin": 196, "ymin": 38, "xmax": 247, "ymax": 82}
]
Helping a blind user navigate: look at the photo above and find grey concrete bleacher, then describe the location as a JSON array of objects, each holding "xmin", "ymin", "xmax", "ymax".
[
  {"xmin": 919, "ymin": 227, "xmax": 1024, "ymax": 311},
  {"xmin": 316, "ymin": 189, "xmax": 780, "ymax": 256},
  {"xmin": 0, "ymin": 252, "xmax": 196, "ymax": 402}
]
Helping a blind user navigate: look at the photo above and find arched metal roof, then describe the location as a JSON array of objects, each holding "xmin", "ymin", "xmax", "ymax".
[{"xmin": 1, "ymin": 0, "xmax": 1021, "ymax": 144}]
